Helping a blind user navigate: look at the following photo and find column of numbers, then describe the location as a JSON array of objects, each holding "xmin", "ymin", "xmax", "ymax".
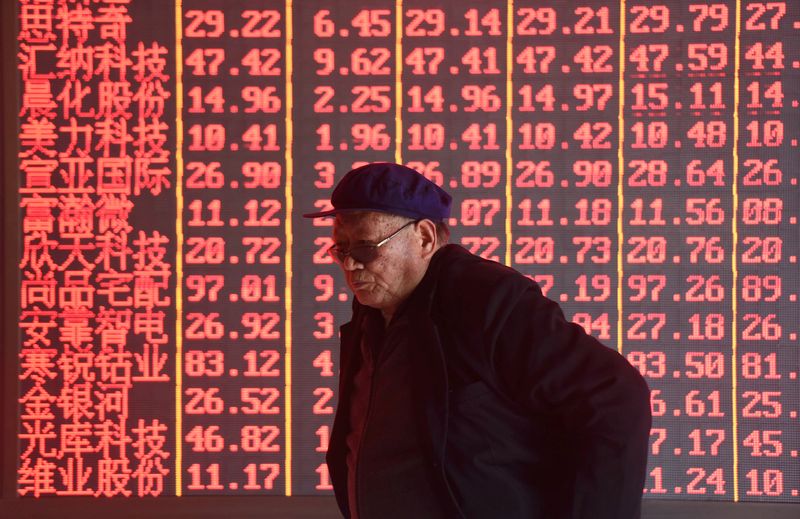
[
  {"xmin": 631, "ymin": 2, "xmax": 736, "ymax": 498},
  {"xmin": 738, "ymin": 0, "xmax": 800, "ymax": 500},
  {"xmin": 402, "ymin": 3, "xmax": 509, "ymax": 260},
  {"xmin": 291, "ymin": 1, "xmax": 397, "ymax": 494},
  {"xmin": 181, "ymin": 2, "xmax": 287, "ymax": 494},
  {"xmin": 511, "ymin": 3, "xmax": 620, "ymax": 345}
]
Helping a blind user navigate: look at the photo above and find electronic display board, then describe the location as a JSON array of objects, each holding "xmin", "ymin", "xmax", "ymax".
[{"xmin": 11, "ymin": 0, "xmax": 800, "ymax": 504}]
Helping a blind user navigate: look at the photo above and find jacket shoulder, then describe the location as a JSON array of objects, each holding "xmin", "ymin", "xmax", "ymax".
[{"xmin": 431, "ymin": 245, "xmax": 541, "ymax": 329}]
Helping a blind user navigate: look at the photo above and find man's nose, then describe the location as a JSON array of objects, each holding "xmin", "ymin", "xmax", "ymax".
[{"xmin": 341, "ymin": 254, "xmax": 362, "ymax": 271}]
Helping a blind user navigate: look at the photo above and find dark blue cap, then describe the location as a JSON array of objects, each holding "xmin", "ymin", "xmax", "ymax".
[{"xmin": 302, "ymin": 162, "xmax": 452, "ymax": 220}]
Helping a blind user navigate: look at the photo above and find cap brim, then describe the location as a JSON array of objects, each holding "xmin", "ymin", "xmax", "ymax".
[
  {"xmin": 303, "ymin": 207, "xmax": 444, "ymax": 220},
  {"xmin": 302, "ymin": 209, "xmax": 337, "ymax": 218},
  {"xmin": 302, "ymin": 207, "xmax": 367, "ymax": 218}
]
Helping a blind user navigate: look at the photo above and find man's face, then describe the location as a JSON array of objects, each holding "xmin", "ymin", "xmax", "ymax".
[{"xmin": 331, "ymin": 212, "xmax": 428, "ymax": 319}]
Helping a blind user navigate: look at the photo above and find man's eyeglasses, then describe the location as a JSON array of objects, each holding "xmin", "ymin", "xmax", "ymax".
[{"xmin": 328, "ymin": 219, "xmax": 418, "ymax": 265}]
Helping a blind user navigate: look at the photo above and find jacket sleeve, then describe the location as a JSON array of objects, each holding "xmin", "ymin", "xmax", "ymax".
[{"xmin": 489, "ymin": 281, "xmax": 651, "ymax": 519}]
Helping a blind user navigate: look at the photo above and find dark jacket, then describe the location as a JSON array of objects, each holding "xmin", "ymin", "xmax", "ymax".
[{"xmin": 326, "ymin": 244, "xmax": 651, "ymax": 518}]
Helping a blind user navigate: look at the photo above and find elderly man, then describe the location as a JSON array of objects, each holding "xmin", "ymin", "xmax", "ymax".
[{"xmin": 304, "ymin": 162, "xmax": 651, "ymax": 519}]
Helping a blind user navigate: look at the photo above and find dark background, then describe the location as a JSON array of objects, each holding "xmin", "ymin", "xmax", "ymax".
[{"xmin": 3, "ymin": 0, "xmax": 799, "ymax": 516}]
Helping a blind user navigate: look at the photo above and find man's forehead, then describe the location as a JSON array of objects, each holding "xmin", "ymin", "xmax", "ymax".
[{"xmin": 334, "ymin": 211, "xmax": 398, "ymax": 232}]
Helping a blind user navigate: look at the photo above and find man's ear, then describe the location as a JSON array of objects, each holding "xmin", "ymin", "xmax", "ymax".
[{"xmin": 416, "ymin": 219, "xmax": 438, "ymax": 259}]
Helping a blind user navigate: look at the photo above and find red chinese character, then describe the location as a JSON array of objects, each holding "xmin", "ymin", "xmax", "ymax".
[
  {"xmin": 131, "ymin": 117, "xmax": 169, "ymax": 158},
  {"xmin": 133, "ymin": 308, "xmax": 167, "ymax": 344},
  {"xmin": 58, "ymin": 270, "xmax": 94, "ymax": 309},
  {"xmin": 58, "ymin": 154, "xmax": 95, "ymax": 194},
  {"xmin": 20, "ymin": 195, "xmax": 58, "ymax": 234},
  {"xmin": 96, "ymin": 272, "xmax": 133, "ymax": 306},
  {"xmin": 131, "ymin": 42, "xmax": 168, "ymax": 82},
  {"xmin": 57, "ymin": 350, "xmax": 96, "ymax": 385},
  {"xmin": 133, "ymin": 156, "xmax": 171, "ymax": 195},
  {"xmin": 97, "ymin": 156, "xmax": 132, "ymax": 195},
  {"xmin": 95, "ymin": 306, "xmax": 133, "ymax": 349},
  {"xmin": 21, "ymin": 271, "xmax": 58, "ymax": 309},
  {"xmin": 58, "ymin": 307, "xmax": 95, "ymax": 348},
  {"xmin": 20, "ymin": 79, "xmax": 58, "ymax": 118},
  {"xmin": 132, "ymin": 418, "xmax": 169, "ymax": 459},
  {"xmin": 56, "ymin": 237, "xmax": 95, "ymax": 272},
  {"xmin": 55, "ymin": 4, "xmax": 95, "ymax": 45},
  {"xmin": 94, "ymin": 348, "xmax": 133, "ymax": 385},
  {"xmin": 19, "ymin": 117, "xmax": 58, "ymax": 158},
  {"xmin": 18, "ymin": 457, "xmax": 58, "ymax": 497},
  {"xmin": 96, "ymin": 5, "xmax": 132, "ymax": 43},
  {"xmin": 94, "ymin": 419, "xmax": 132, "ymax": 461},
  {"xmin": 55, "ymin": 79, "xmax": 95, "ymax": 118},
  {"xmin": 19, "ymin": 4, "xmax": 56, "ymax": 44},
  {"xmin": 132, "ymin": 230, "xmax": 168, "ymax": 270},
  {"xmin": 133, "ymin": 457, "xmax": 168, "ymax": 497},
  {"xmin": 133, "ymin": 271, "xmax": 170, "ymax": 308},
  {"xmin": 93, "ymin": 118, "xmax": 132, "ymax": 157},
  {"xmin": 98, "ymin": 80, "xmax": 133, "ymax": 119},
  {"xmin": 55, "ymin": 43, "xmax": 95, "ymax": 81},
  {"xmin": 19, "ymin": 347, "xmax": 59, "ymax": 384},
  {"xmin": 20, "ymin": 0, "xmax": 177, "ymax": 497},
  {"xmin": 57, "ymin": 456, "xmax": 94, "ymax": 496},
  {"xmin": 58, "ymin": 193, "xmax": 96, "ymax": 238},
  {"xmin": 59, "ymin": 117, "xmax": 94, "ymax": 155},
  {"xmin": 19, "ymin": 309, "xmax": 58, "ymax": 348},
  {"xmin": 94, "ymin": 41, "xmax": 128, "ymax": 80},
  {"xmin": 133, "ymin": 80, "xmax": 169, "ymax": 119},
  {"xmin": 18, "ymin": 43, "xmax": 58, "ymax": 81},
  {"xmin": 94, "ymin": 385, "xmax": 130, "ymax": 423},
  {"xmin": 58, "ymin": 421, "xmax": 95, "ymax": 455},
  {"xmin": 57, "ymin": 382, "xmax": 96, "ymax": 423},
  {"xmin": 19, "ymin": 419, "xmax": 58, "ymax": 460},
  {"xmin": 95, "ymin": 231, "xmax": 132, "ymax": 272},
  {"xmin": 95, "ymin": 457, "xmax": 132, "ymax": 497},
  {"xmin": 20, "ymin": 157, "xmax": 59, "ymax": 194},
  {"xmin": 19, "ymin": 231, "xmax": 59, "ymax": 274},
  {"xmin": 96, "ymin": 195, "xmax": 134, "ymax": 233},
  {"xmin": 133, "ymin": 343, "xmax": 169, "ymax": 382},
  {"xmin": 20, "ymin": 384, "xmax": 56, "ymax": 421}
]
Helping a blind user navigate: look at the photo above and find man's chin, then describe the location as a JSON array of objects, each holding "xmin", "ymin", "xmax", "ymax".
[
  {"xmin": 353, "ymin": 291, "xmax": 372, "ymax": 305},
  {"xmin": 353, "ymin": 289, "xmax": 381, "ymax": 308}
]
